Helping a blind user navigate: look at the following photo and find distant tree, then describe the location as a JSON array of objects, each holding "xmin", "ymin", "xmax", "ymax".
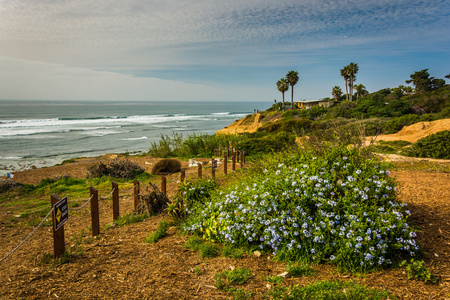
[
  {"xmin": 431, "ymin": 78, "xmax": 445, "ymax": 90},
  {"xmin": 286, "ymin": 71, "xmax": 299, "ymax": 110},
  {"xmin": 445, "ymin": 74, "xmax": 450, "ymax": 80},
  {"xmin": 331, "ymin": 86, "xmax": 343, "ymax": 102},
  {"xmin": 406, "ymin": 69, "xmax": 446, "ymax": 92},
  {"xmin": 354, "ymin": 83, "xmax": 368, "ymax": 100},
  {"xmin": 340, "ymin": 66, "xmax": 350, "ymax": 101},
  {"xmin": 276, "ymin": 78, "xmax": 289, "ymax": 112},
  {"xmin": 406, "ymin": 69, "xmax": 432, "ymax": 92},
  {"xmin": 347, "ymin": 62, "xmax": 359, "ymax": 101}
]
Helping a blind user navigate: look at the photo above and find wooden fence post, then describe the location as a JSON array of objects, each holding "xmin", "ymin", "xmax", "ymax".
[
  {"xmin": 90, "ymin": 186, "xmax": 100, "ymax": 236},
  {"xmin": 197, "ymin": 163, "xmax": 202, "ymax": 179},
  {"xmin": 161, "ymin": 176, "xmax": 166, "ymax": 195},
  {"xmin": 112, "ymin": 181, "xmax": 119, "ymax": 221},
  {"xmin": 51, "ymin": 194, "xmax": 65, "ymax": 258},
  {"xmin": 180, "ymin": 169, "xmax": 185, "ymax": 183},
  {"xmin": 223, "ymin": 155, "xmax": 228, "ymax": 175},
  {"xmin": 134, "ymin": 179, "xmax": 140, "ymax": 210},
  {"xmin": 232, "ymin": 151, "xmax": 236, "ymax": 171},
  {"xmin": 211, "ymin": 159, "xmax": 216, "ymax": 180}
]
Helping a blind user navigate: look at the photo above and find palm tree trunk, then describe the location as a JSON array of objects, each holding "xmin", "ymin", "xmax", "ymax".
[
  {"xmin": 291, "ymin": 86, "xmax": 294, "ymax": 110},
  {"xmin": 345, "ymin": 78, "xmax": 349, "ymax": 101},
  {"xmin": 282, "ymin": 92, "xmax": 285, "ymax": 111},
  {"xmin": 349, "ymin": 77, "xmax": 353, "ymax": 102}
]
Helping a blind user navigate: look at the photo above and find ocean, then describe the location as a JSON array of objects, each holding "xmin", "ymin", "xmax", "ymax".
[{"xmin": 0, "ymin": 100, "xmax": 269, "ymax": 176}]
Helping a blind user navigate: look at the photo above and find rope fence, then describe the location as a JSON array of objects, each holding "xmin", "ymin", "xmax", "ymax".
[
  {"xmin": 0, "ymin": 150, "xmax": 246, "ymax": 262},
  {"xmin": 0, "ymin": 208, "xmax": 54, "ymax": 263}
]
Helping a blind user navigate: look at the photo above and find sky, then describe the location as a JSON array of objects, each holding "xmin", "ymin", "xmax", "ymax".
[{"xmin": 0, "ymin": 0, "xmax": 449, "ymax": 102}]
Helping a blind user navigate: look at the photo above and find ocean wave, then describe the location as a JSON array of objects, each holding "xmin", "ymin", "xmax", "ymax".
[
  {"xmin": 121, "ymin": 136, "xmax": 148, "ymax": 141},
  {"xmin": 0, "ymin": 156, "xmax": 24, "ymax": 160}
]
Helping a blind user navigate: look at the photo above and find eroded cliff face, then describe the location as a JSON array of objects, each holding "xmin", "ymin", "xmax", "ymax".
[
  {"xmin": 217, "ymin": 112, "xmax": 283, "ymax": 134},
  {"xmin": 216, "ymin": 113, "xmax": 263, "ymax": 134}
]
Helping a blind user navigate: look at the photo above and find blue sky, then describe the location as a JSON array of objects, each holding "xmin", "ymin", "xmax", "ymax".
[{"xmin": 0, "ymin": 0, "xmax": 449, "ymax": 101}]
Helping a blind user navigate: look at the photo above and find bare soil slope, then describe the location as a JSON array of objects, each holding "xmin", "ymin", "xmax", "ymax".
[{"xmin": 373, "ymin": 118, "xmax": 450, "ymax": 143}]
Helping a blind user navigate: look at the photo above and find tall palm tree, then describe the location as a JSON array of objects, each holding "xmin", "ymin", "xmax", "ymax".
[
  {"xmin": 276, "ymin": 78, "xmax": 289, "ymax": 111},
  {"xmin": 286, "ymin": 70, "xmax": 299, "ymax": 109},
  {"xmin": 331, "ymin": 86, "xmax": 342, "ymax": 102},
  {"xmin": 347, "ymin": 62, "xmax": 359, "ymax": 101},
  {"xmin": 354, "ymin": 83, "xmax": 367, "ymax": 100},
  {"xmin": 340, "ymin": 66, "xmax": 350, "ymax": 101}
]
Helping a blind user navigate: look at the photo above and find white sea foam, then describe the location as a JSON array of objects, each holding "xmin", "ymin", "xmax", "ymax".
[{"xmin": 122, "ymin": 136, "xmax": 148, "ymax": 141}]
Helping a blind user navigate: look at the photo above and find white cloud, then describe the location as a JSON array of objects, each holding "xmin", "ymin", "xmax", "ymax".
[
  {"xmin": 0, "ymin": 56, "xmax": 227, "ymax": 101},
  {"xmin": 0, "ymin": 0, "xmax": 448, "ymax": 100}
]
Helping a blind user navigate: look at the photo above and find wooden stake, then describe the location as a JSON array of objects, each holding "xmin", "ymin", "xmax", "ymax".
[
  {"xmin": 51, "ymin": 194, "xmax": 65, "ymax": 258},
  {"xmin": 223, "ymin": 155, "xmax": 228, "ymax": 175},
  {"xmin": 197, "ymin": 163, "xmax": 202, "ymax": 179},
  {"xmin": 161, "ymin": 176, "xmax": 166, "ymax": 195},
  {"xmin": 180, "ymin": 169, "xmax": 186, "ymax": 183},
  {"xmin": 112, "ymin": 181, "xmax": 119, "ymax": 221},
  {"xmin": 211, "ymin": 159, "xmax": 215, "ymax": 180},
  {"xmin": 134, "ymin": 179, "xmax": 140, "ymax": 210},
  {"xmin": 232, "ymin": 151, "xmax": 236, "ymax": 171},
  {"xmin": 90, "ymin": 186, "xmax": 100, "ymax": 236}
]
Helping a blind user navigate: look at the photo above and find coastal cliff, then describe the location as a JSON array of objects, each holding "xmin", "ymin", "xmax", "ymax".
[{"xmin": 216, "ymin": 112, "xmax": 281, "ymax": 134}]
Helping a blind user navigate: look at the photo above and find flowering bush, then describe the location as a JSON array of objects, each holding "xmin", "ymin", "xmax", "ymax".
[
  {"xmin": 168, "ymin": 179, "xmax": 217, "ymax": 220},
  {"xmin": 184, "ymin": 146, "xmax": 418, "ymax": 272}
]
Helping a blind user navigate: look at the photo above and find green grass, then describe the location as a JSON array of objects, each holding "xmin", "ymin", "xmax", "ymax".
[
  {"xmin": 145, "ymin": 219, "xmax": 170, "ymax": 243},
  {"xmin": 113, "ymin": 212, "xmax": 149, "ymax": 227},
  {"xmin": 222, "ymin": 244, "xmax": 244, "ymax": 259},
  {"xmin": 266, "ymin": 280, "xmax": 395, "ymax": 299},
  {"xmin": 185, "ymin": 235, "xmax": 204, "ymax": 251},
  {"xmin": 286, "ymin": 262, "xmax": 316, "ymax": 277},
  {"xmin": 199, "ymin": 241, "xmax": 220, "ymax": 258},
  {"xmin": 214, "ymin": 268, "xmax": 253, "ymax": 290}
]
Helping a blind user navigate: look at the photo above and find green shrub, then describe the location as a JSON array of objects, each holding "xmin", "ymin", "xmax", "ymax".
[
  {"xmin": 145, "ymin": 219, "xmax": 170, "ymax": 243},
  {"xmin": 222, "ymin": 244, "xmax": 244, "ymax": 259},
  {"xmin": 402, "ymin": 130, "xmax": 450, "ymax": 159},
  {"xmin": 257, "ymin": 119, "xmax": 313, "ymax": 134},
  {"xmin": 238, "ymin": 132, "xmax": 296, "ymax": 156},
  {"xmin": 151, "ymin": 158, "xmax": 181, "ymax": 175},
  {"xmin": 175, "ymin": 179, "xmax": 217, "ymax": 211},
  {"xmin": 281, "ymin": 109, "xmax": 299, "ymax": 120},
  {"xmin": 148, "ymin": 132, "xmax": 183, "ymax": 157},
  {"xmin": 371, "ymin": 140, "xmax": 412, "ymax": 154},
  {"xmin": 286, "ymin": 262, "xmax": 316, "ymax": 277},
  {"xmin": 185, "ymin": 235, "xmax": 204, "ymax": 251},
  {"xmin": 199, "ymin": 241, "xmax": 219, "ymax": 258},
  {"xmin": 184, "ymin": 145, "xmax": 418, "ymax": 273},
  {"xmin": 214, "ymin": 268, "xmax": 253, "ymax": 290},
  {"xmin": 382, "ymin": 114, "xmax": 421, "ymax": 134},
  {"xmin": 87, "ymin": 159, "xmax": 144, "ymax": 179},
  {"xmin": 400, "ymin": 259, "xmax": 438, "ymax": 283}
]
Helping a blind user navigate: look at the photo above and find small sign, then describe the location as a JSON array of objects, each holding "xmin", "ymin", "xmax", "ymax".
[
  {"xmin": 53, "ymin": 196, "xmax": 69, "ymax": 231},
  {"xmin": 212, "ymin": 160, "xmax": 218, "ymax": 169}
]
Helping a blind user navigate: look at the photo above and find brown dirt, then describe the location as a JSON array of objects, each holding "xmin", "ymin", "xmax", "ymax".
[
  {"xmin": 372, "ymin": 118, "xmax": 450, "ymax": 143},
  {"xmin": 1, "ymin": 156, "xmax": 450, "ymax": 299},
  {"xmin": 217, "ymin": 113, "xmax": 266, "ymax": 134}
]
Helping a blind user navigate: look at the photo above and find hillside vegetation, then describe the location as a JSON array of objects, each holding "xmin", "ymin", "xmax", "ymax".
[{"xmin": 213, "ymin": 85, "xmax": 450, "ymax": 160}]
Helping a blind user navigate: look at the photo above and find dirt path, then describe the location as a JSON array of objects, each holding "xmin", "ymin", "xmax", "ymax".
[{"xmin": 1, "ymin": 157, "xmax": 450, "ymax": 299}]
